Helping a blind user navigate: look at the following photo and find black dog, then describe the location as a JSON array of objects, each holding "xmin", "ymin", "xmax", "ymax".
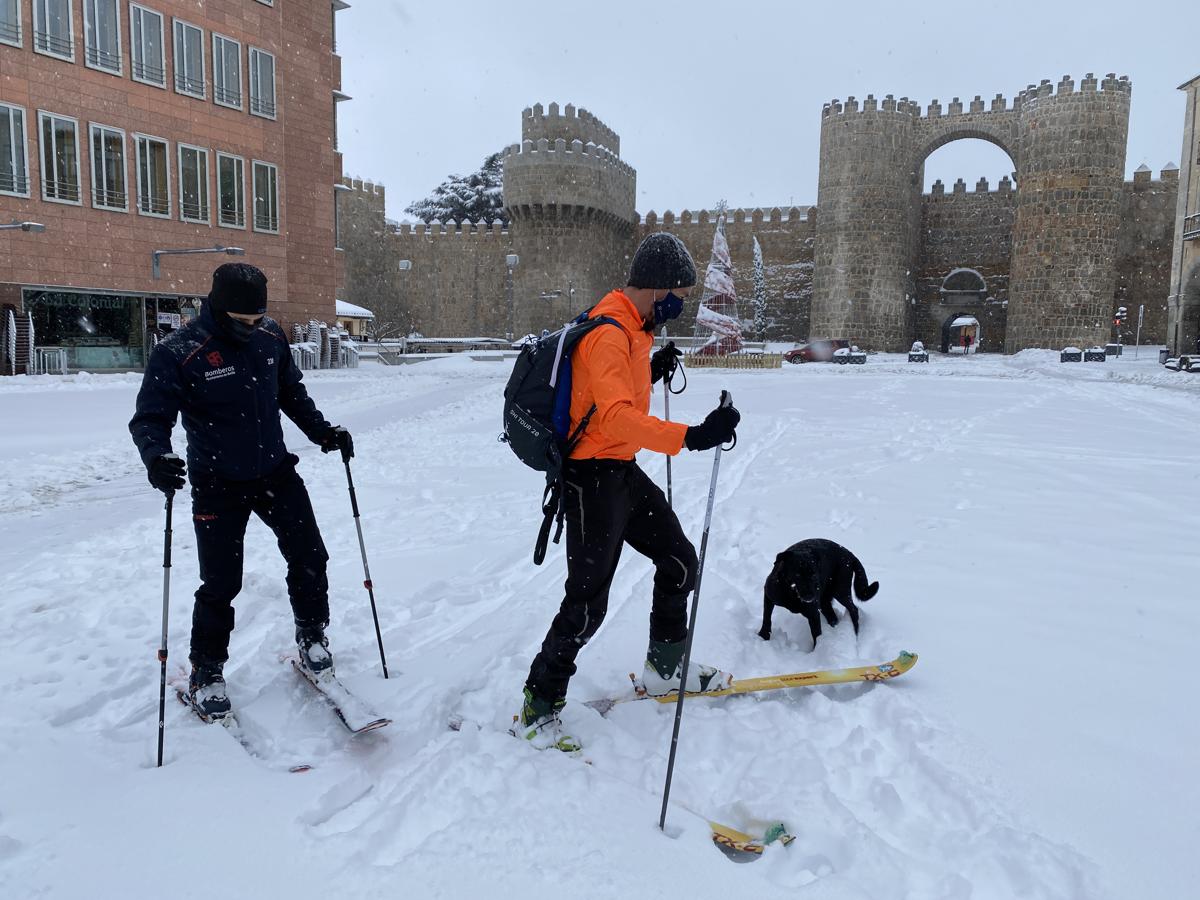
[{"xmin": 758, "ymin": 539, "xmax": 879, "ymax": 648}]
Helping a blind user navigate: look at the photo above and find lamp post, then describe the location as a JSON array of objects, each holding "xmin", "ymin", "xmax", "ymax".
[
  {"xmin": 151, "ymin": 245, "xmax": 245, "ymax": 280},
  {"xmin": 397, "ymin": 259, "xmax": 412, "ymax": 346},
  {"xmin": 1, "ymin": 220, "xmax": 46, "ymax": 232},
  {"xmin": 505, "ymin": 253, "xmax": 519, "ymax": 342}
]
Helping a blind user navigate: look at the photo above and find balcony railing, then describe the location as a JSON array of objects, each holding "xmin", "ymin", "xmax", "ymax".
[
  {"xmin": 43, "ymin": 178, "xmax": 81, "ymax": 202},
  {"xmin": 181, "ymin": 199, "xmax": 209, "ymax": 222},
  {"xmin": 250, "ymin": 95, "xmax": 276, "ymax": 118},
  {"xmin": 133, "ymin": 59, "xmax": 166, "ymax": 85},
  {"xmin": 1184, "ymin": 213, "xmax": 1200, "ymax": 241},
  {"xmin": 34, "ymin": 29, "xmax": 72, "ymax": 58},
  {"xmin": 214, "ymin": 85, "xmax": 242, "ymax": 107},
  {"xmin": 85, "ymin": 44, "xmax": 121, "ymax": 72},
  {"xmin": 92, "ymin": 187, "xmax": 127, "ymax": 209},
  {"xmin": 0, "ymin": 172, "xmax": 30, "ymax": 195},
  {"xmin": 254, "ymin": 211, "xmax": 279, "ymax": 232},
  {"xmin": 219, "ymin": 205, "xmax": 245, "ymax": 228},
  {"xmin": 174, "ymin": 72, "xmax": 205, "ymax": 97},
  {"xmin": 0, "ymin": 20, "xmax": 20, "ymax": 45},
  {"xmin": 139, "ymin": 194, "xmax": 170, "ymax": 216}
]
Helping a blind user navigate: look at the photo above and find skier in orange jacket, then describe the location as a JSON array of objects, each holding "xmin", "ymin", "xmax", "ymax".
[{"xmin": 512, "ymin": 232, "xmax": 741, "ymax": 751}]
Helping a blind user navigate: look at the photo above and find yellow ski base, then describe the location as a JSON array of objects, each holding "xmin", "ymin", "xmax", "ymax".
[
  {"xmin": 648, "ymin": 650, "xmax": 917, "ymax": 704},
  {"xmin": 709, "ymin": 821, "xmax": 795, "ymax": 856}
]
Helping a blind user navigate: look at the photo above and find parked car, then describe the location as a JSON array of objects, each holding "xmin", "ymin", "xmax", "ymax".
[{"xmin": 784, "ymin": 339, "xmax": 851, "ymax": 364}]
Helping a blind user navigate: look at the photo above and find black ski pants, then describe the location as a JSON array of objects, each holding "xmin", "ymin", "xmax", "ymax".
[
  {"xmin": 189, "ymin": 457, "xmax": 329, "ymax": 665},
  {"xmin": 526, "ymin": 459, "xmax": 697, "ymax": 702}
]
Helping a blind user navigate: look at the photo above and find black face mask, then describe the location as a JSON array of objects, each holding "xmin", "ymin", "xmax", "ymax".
[{"xmin": 217, "ymin": 311, "xmax": 261, "ymax": 344}]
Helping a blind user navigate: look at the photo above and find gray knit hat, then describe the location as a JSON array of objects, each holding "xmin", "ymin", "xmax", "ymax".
[{"xmin": 627, "ymin": 232, "xmax": 697, "ymax": 290}]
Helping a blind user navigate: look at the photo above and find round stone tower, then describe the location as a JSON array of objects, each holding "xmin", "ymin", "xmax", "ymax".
[
  {"xmin": 502, "ymin": 103, "xmax": 637, "ymax": 335},
  {"xmin": 1006, "ymin": 75, "xmax": 1131, "ymax": 352}
]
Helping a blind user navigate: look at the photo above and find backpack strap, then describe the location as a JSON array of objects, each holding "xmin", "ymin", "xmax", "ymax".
[{"xmin": 532, "ymin": 401, "xmax": 598, "ymax": 565}]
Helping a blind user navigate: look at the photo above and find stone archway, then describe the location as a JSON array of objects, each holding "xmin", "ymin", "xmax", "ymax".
[{"xmin": 813, "ymin": 75, "xmax": 1131, "ymax": 353}]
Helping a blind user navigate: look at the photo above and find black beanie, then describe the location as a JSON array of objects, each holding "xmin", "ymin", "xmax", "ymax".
[
  {"xmin": 208, "ymin": 263, "xmax": 268, "ymax": 314},
  {"xmin": 627, "ymin": 232, "xmax": 697, "ymax": 290}
]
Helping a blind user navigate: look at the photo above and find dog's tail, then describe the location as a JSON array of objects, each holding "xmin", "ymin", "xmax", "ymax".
[{"xmin": 852, "ymin": 555, "xmax": 879, "ymax": 601}]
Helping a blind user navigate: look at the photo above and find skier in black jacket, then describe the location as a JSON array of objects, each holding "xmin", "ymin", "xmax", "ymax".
[{"xmin": 129, "ymin": 263, "xmax": 353, "ymax": 719}]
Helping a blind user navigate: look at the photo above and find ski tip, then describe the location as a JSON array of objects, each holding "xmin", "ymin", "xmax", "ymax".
[
  {"xmin": 582, "ymin": 697, "xmax": 617, "ymax": 716},
  {"xmin": 288, "ymin": 764, "xmax": 314, "ymax": 774}
]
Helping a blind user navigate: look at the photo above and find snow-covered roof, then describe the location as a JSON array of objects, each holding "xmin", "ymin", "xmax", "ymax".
[{"xmin": 336, "ymin": 299, "xmax": 374, "ymax": 319}]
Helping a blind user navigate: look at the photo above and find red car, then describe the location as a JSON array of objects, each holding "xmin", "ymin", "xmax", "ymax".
[{"xmin": 785, "ymin": 339, "xmax": 851, "ymax": 364}]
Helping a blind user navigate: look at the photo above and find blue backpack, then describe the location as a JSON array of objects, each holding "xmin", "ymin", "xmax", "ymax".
[{"xmin": 501, "ymin": 310, "xmax": 618, "ymax": 563}]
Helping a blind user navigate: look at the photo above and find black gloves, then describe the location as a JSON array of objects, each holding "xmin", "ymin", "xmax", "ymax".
[
  {"xmin": 684, "ymin": 403, "xmax": 740, "ymax": 451},
  {"xmin": 148, "ymin": 453, "xmax": 186, "ymax": 493},
  {"xmin": 650, "ymin": 341, "xmax": 683, "ymax": 385},
  {"xmin": 319, "ymin": 426, "xmax": 354, "ymax": 461}
]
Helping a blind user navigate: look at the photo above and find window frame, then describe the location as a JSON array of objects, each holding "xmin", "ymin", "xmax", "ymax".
[
  {"xmin": 38, "ymin": 109, "xmax": 82, "ymax": 205},
  {"xmin": 88, "ymin": 121, "xmax": 128, "ymax": 212},
  {"xmin": 83, "ymin": 0, "xmax": 122, "ymax": 75},
  {"xmin": 211, "ymin": 32, "xmax": 243, "ymax": 110},
  {"xmin": 1, "ymin": 0, "xmax": 22, "ymax": 48},
  {"xmin": 0, "ymin": 102, "xmax": 30, "ymax": 198},
  {"xmin": 177, "ymin": 142, "xmax": 210, "ymax": 224},
  {"xmin": 33, "ymin": 0, "xmax": 74, "ymax": 62},
  {"xmin": 252, "ymin": 159, "xmax": 279, "ymax": 234},
  {"xmin": 128, "ymin": 2, "xmax": 166, "ymax": 88},
  {"xmin": 216, "ymin": 151, "xmax": 246, "ymax": 230},
  {"xmin": 248, "ymin": 47, "xmax": 277, "ymax": 120},
  {"xmin": 133, "ymin": 131, "xmax": 171, "ymax": 219},
  {"xmin": 171, "ymin": 17, "xmax": 206, "ymax": 99}
]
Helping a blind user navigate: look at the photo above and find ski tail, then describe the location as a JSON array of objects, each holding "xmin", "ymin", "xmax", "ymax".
[{"xmin": 851, "ymin": 555, "xmax": 879, "ymax": 601}]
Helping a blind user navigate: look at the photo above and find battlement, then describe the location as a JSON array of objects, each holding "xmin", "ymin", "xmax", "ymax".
[
  {"xmin": 521, "ymin": 102, "xmax": 621, "ymax": 155},
  {"xmin": 502, "ymin": 138, "xmax": 635, "ymax": 180},
  {"xmin": 822, "ymin": 73, "xmax": 1132, "ymax": 121},
  {"xmin": 392, "ymin": 220, "xmax": 510, "ymax": 238},
  {"xmin": 926, "ymin": 176, "xmax": 1015, "ymax": 198},
  {"xmin": 639, "ymin": 206, "xmax": 815, "ymax": 227},
  {"xmin": 1129, "ymin": 163, "xmax": 1179, "ymax": 190},
  {"xmin": 339, "ymin": 175, "xmax": 386, "ymax": 199}
]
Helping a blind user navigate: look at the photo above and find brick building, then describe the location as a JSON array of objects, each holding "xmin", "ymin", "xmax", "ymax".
[{"xmin": 0, "ymin": 0, "xmax": 347, "ymax": 373}]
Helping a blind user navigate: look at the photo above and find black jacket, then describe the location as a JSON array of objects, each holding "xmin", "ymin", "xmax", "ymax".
[{"xmin": 129, "ymin": 306, "xmax": 331, "ymax": 481}]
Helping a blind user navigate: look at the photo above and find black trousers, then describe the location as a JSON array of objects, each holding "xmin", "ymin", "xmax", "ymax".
[
  {"xmin": 526, "ymin": 459, "xmax": 698, "ymax": 702},
  {"xmin": 189, "ymin": 458, "xmax": 329, "ymax": 665}
]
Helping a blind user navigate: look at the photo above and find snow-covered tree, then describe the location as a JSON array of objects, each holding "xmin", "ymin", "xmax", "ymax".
[
  {"xmin": 405, "ymin": 152, "xmax": 508, "ymax": 225},
  {"xmin": 752, "ymin": 236, "xmax": 768, "ymax": 341}
]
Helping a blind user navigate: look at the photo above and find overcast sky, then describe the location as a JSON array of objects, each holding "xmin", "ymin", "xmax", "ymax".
[{"xmin": 337, "ymin": 0, "xmax": 1194, "ymax": 222}]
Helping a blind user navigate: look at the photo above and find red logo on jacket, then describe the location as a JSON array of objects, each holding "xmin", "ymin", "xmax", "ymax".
[{"xmin": 206, "ymin": 351, "xmax": 224, "ymax": 367}]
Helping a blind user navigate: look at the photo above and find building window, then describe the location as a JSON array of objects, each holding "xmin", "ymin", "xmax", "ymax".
[
  {"xmin": 252, "ymin": 160, "xmax": 279, "ymax": 233},
  {"xmin": 0, "ymin": 104, "xmax": 29, "ymax": 197},
  {"xmin": 1, "ymin": 0, "xmax": 21, "ymax": 47},
  {"xmin": 134, "ymin": 133, "xmax": 169, "ymax": 217},
  {"xmin": 33, "ymin": 0, "xmax": 74, "ymax": 60},
  {"xmin": 249, "ymin": 48, "xmax": 276, "ymax": 119},
  {"xmin": 129, "ymin": 4, "xmax": 165, "ymax": 87},
  {"xmin": 83, "ymin": 0, "xmax": 120, "ymax": 72},
  {"xmin": 89, "ymin": 123, "xmax": 127, "ymax": 210},
  {"xmin": 212, "ymin": 34, "xmax": 242, "ymax": 109},
  {"xmin": 178, "ymin": 144, "xmax": 209, "ymax": 223},
  {"xmin": 172, "ymin": 19, "xmax": 205, "ymax": 98},
  {"xmin": 39, "ymin": 111, "xmax": 81, "ymax": 204},
  {"xmin": 217, "ymin": 152, "xmax": 245, "ymax": 228}
]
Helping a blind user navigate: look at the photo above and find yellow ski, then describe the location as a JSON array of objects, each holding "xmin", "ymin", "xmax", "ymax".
[
  {"xmin": 583, "ymin": 651, "xmax": 917, "ymax": 715},
  {"xmin": 709, "ymin": 820, "xmax": 795, "ymax": 858}
]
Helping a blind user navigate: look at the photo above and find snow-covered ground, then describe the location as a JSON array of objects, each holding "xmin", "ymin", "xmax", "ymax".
[{"xmin": 1, "ymin": 350, "xmax": 1197, "ymax": 899}]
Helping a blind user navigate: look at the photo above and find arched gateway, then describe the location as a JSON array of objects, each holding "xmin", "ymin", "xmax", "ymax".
[{"xmin": 813, "ymin": 75, "xmax": 1131, "ymax": 353}]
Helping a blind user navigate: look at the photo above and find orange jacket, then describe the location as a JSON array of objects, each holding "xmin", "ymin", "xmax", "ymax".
[{"xmin": 568, "ymin": 291, "xmax": 688, "ymax": 460}]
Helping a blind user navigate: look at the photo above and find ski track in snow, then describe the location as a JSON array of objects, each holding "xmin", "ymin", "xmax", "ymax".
[{"xmin": 1, "ymin": 352, "xmax": 1196, "ymax": 898}]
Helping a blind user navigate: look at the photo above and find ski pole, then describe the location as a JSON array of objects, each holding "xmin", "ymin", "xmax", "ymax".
[
  {"xmin": 343, "ymin": 456, "xmax": 390, "ymax": 678},
  {"xmin": 156, "ymin": 490, "xmax": 174, "ymax": 768},
  {"xmin": 659, "ymin": 389, "xmax": 734, "ymax": 832}
]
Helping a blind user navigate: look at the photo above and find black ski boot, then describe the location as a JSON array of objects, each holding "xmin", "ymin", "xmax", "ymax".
[
  {"xmin": 188, "ymin": 659, "xmax": 232, "ymax": 721},
  {"xmin": 296, "ymin": 623, "xmax": 334, "ymax": 677}
]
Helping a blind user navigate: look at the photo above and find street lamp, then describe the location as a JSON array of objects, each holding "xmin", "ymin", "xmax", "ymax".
[
  {"xmin": 1, "ymin": 220, "xmax": 46, "ymax": 232},
  {"xmin": 152, "ymin": 245, "xmax": 245, "ymax": 280},
  {"xmin": 396, "ymin": 260, "xmax": 413, "ymax": 342},
  {"xmin": 505, "ymin": 253, "xmax": 519, "ymax": 342}
]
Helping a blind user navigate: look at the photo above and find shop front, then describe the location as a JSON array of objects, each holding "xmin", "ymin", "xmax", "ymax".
[{"xmin": 21, "ymin": 289, "xmax": 202, "ymax": 372}]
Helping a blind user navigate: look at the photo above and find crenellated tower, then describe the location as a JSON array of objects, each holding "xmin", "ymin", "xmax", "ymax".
[
  {"xmin": 502, "ymin": 103, "xmax": 637, "ymax": 334},
  {"xmin": 813, "ymin": 75, "xmax": 1131, "ymax": 352}
]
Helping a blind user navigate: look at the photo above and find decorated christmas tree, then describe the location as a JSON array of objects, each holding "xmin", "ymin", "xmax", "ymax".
[{"xmin": 691, "ymin": 206, "xmax": 744, "ymax": 355}]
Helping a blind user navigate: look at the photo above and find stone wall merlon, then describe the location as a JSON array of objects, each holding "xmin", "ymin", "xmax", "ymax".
[
  {"xmin": 394, "ymin": 221, "xmax": 510, "ymax": 237},
  {"xmin": 521, "ymin": 102, "xmax": 621, "ymax": 154},
  {"xmin": 504, "ymin": 141, "xmax": 635, "ymax": 178},
  {"xmin": 1016, "ymin": 73, "xmax": 1132, "ymax": 104},
  {"xmin": 926, "ymin": 176, "xmax": 1014, "ymax": 198},
  {"xmin": 340, "ymin": 175, "xmax": 385, "ymax": 197},
  {"xmin": 639, "ymin": 206, "xmax": 815, "ymax": 225}
]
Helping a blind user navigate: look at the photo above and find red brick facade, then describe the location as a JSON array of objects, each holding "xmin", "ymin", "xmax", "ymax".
[{"xmin": 0, "ymin": 0, "xmax": 343, "ymax": 342}]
